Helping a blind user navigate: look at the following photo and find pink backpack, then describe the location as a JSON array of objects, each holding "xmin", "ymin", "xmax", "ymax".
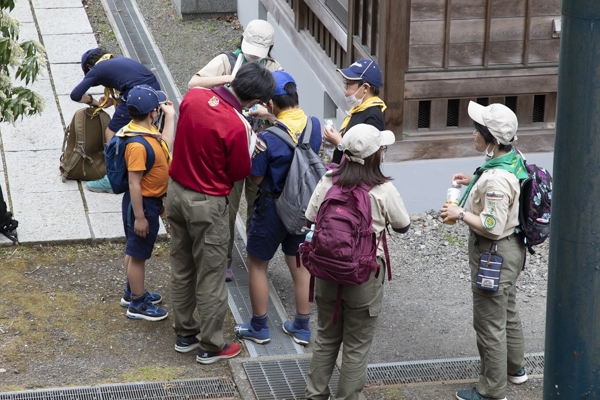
[{"xmin": 298, "ymin": 175, "xmax": 391, "ymax": 324}]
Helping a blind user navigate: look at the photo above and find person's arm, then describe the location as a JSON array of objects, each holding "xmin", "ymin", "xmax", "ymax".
[
  {"xmin": 322, "ymin": 124, "xmax": 342, "ymax": 145},
  {"xmin": 188, "ymin": 74, "xmax": 233, "ymax": 89},
  {"xmin": 159, "ymin": 101, "xmax": 176, "ymax": 151},
  {"xmin": 248, "ymin": 174, "xmax": 263, "ymax": 186},
  {"xmin": 128, "ymin": 170, "xmax": 148, "ymax": 238},
  {"xmin": 248, "ymin": 102, "xmax": 277, "ymax": 125},
  {"xmin": 451, "ymin": 173, "xmax": 473, "ymax": 187}
]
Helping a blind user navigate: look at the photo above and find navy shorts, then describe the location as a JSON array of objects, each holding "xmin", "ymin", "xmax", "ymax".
[
  {"xmin": 122, "ymin": 192, "xmax": 163, "ymax": 260},
  {"xmin": 246, "ymin": 196, "xmax": 305, "ymax": 260}
]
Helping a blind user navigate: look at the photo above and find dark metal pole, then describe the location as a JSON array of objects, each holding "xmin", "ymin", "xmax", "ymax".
[{"xmin": 544, "ymin": 0, "xmax": 600, "ymax": 397}]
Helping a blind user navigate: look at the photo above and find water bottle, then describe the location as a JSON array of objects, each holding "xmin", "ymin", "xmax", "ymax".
[
  {"xmin": 305, "ymin": 226, "xmax": 314, "ymax": 242},
  {"xmin": 322, "ymin": 119, "xmax": 335, "ymax": 165},
  {"xmin": 444, "ymin": 181, "xmax": 461, "ymax": 225}
]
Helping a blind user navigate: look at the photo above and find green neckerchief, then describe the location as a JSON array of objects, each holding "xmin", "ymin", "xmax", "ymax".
[
  {"xmin": 459, "ymin": 149, "xmax": 528, "ymax": 207},
  {"xmin": 233, "ymin": 48, "xmax": 267, "ymax": 67}
]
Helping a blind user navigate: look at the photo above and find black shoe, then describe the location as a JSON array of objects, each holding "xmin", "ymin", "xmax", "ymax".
[
  {"xmin": 175, "ymin": 333, "xmax": 200, "ymax": 353},
  {"xmin": 0, "ymin": 212, "xmax": 18, "ymax": 245}
]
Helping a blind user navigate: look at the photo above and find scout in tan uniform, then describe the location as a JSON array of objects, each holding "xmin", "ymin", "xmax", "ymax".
[
  {"xmin": 188, "ymin": 19, "xmax": 282, "ymax": 282},
  {"xmin": 440, "ymin": 102, "xmax": 530, "ymax": 400}
]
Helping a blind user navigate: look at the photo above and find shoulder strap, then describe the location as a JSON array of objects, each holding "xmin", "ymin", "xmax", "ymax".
[
  {"xmin": 301, "ymin": 117, "xmax": 313, "ymax": 145},
  {"xmin": 266, "ymin": 125, "xmax": 296, "ymax": 149},
  {"xmin": 223, "ymin": 51, "xmax": 237, "ymax": 71},
  {"xmin": 123, "ymin": 136, "xmax": 156, "ymax": 174}
]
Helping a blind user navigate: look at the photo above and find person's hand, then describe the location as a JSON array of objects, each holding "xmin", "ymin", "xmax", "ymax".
[
  {"xmin": 160, "ymin": 101, "xmax": 175, "ymax": 117},
  {"xmin": 451, "ymin": 173, "xmax": 472, "ymax": 187},
  {"xmin": 440, "ymin": 203, "xmax": 462, "ymax": 223},
  {"xmin": 97, "ymin": 96, "xmax": 114, "ymax": 108},
  {"xmin": 249, "ymin": 101, "xmax": 273, "ymax": 119},
  {"xmin": 323, "ymin": 124, "xmax": 342, "ymax": 145},
  {"xmin": 223, "ymin": 74, "xmax": 234, "ymax": 85},
  {"xmin": 134, "ymin": 217, "xmax": 149, "ymax": 238}
]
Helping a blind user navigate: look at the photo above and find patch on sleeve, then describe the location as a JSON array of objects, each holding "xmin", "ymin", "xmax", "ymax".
[
  {"xmin": 483, "ymin": 216, "xmax": 497, "ymax": 230},
  {"xmin": 252, "ymin": 137, "xmax": 268, "ymax": 158},
  {"xmin": 208, "ymin": 96, "xmax": 220, "ymax": 107},
  {"xmin": 486, "ymin": 191, "xmax": 505, "ymax": 201}
]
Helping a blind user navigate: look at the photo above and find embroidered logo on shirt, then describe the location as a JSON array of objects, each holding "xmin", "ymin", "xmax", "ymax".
[
  {"xmin": 483, "ymin": 216, "xmax": 497, "ymax": 230},
  {"xmin": 252, "ymin": 137, "xmax": 268, "ymax": 158},
  {"xmin": 208, "ymin": 96, "xmax": 220, "ymax": 107}
]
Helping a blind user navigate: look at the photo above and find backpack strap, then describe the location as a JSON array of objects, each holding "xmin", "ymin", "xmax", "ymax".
[
  {"xmin": 122, "ymin": 135, "xmax": 156, "ymax": 174},
  {"xmin": 223, "ymin": 51, "xmax": 238, "ymax": 72},
  {"xmin": 266, "ymin": 117, "xmax": 314, "ymax": 149}
]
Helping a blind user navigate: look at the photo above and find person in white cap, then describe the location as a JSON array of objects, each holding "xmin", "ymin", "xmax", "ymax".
[
  {"xmin": 187, "ymin": 19, "xmax": 282, "ymax": 89},
  {"xmin": 304, "ymin": 124, "xmax": 410, "ymax": 400},
  {"xmin": 440, "ymin": 102, "xmax": 530, "ymax": 400},
  {"xmin": 188, "ymin": 19, "xmax": 283, "ymax": 282}
]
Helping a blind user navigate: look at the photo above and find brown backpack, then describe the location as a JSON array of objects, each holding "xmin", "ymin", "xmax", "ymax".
[{"xmin": 60, "ymin": 107, "xmax": 110, "ymax": 182}]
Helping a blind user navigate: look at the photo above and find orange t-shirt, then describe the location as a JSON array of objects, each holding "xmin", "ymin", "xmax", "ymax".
[{"xmin": 124, "ymin": 128, "xmax": 170, "ymax": 198}]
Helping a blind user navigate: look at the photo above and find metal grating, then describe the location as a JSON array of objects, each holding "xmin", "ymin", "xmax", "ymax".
[
  {"xmin": 366, "ymin": 352, "xmax": 545, "ymax": 386},
  {"xmin": 533, "ymin": 95, "xmax": 545, "ymax": 123},
  {"xmin": 244, "ymin": 358, "xmax": 339, "ymax": 400},
  {"xmin": 446, "ymin": 99, "xmax": 460, "ymax": 127},
  {"xmin": 505, "ymin": 96, "xmax": 517, "ymax": 114},
  {"xmin": 0, "ymin": 379, "xmax": 236, "ymax": 400},
  {"xmin": 418, "ymin": 100, "xmax": 431, "ymax": 129}
]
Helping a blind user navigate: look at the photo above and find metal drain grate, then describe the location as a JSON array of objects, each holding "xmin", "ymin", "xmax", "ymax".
[
  {"xmin": 367, "ymin": 352, "xmax": 545, "ymax": 385},
  {"xmin": 0, "ymin": 378, "xmax": 236, "ymax": 400},
  {"xmin": 244, "ymin": 358, "xmax": 339, "ymax": 400}
]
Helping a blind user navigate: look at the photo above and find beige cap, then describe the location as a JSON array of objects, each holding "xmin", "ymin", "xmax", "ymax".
[
  {"xmin": 341, "ymin": 124, "xmax": 396, "ymax": 164},
  {"xmin": 241, "ymin": 19, "xmax": 275, "ymax": 59},
  {"xmin": 468, "ymin": 101, "xmax": 518, "ymax": 145}
]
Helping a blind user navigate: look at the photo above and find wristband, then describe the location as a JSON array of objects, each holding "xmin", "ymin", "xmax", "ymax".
[{"xmin": 85, "ymin": 95, "xmax": 94, "ymax": 105}]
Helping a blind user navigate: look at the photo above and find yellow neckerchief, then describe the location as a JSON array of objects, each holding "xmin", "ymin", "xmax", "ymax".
[
  {"xmin": 275, "ymin": 108, "xmax": 308, "ymax": 144},
  {"xmin": 339, "ymin": 96, "xmax": 387, "ymax": 134},
  {"xmin": 117, "ymin": 121, "xmax": 172, "ymax": 164},
  {"xmin": 92, "ymin": 54, "xmax": 122, "ymax": 116}
]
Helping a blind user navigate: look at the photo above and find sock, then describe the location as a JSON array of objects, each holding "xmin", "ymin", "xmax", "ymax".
[
  {"xmin": 251, "ymin": 313, "xmax": 268, "ymax": 331},
  {"xmin": 130, "ymin": 292, "xmax": 146, "ymax": 306},
  {"xmin": 293, "ymin": 313, "xmax": 310, "ymax": 331}
]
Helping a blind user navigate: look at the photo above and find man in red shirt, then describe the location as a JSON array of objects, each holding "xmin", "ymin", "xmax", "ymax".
[{"xmin": 167, "ymin": 62, "xmax": 275, "ymax": 364}]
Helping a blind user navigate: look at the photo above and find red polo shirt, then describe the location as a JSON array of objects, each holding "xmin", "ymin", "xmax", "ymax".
[{"xmin": 169, "ymin": 86, "xmax": 252, "ymax": 196}]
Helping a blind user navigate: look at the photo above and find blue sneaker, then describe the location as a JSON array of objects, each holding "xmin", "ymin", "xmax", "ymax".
[
  {"xmin": 126, "ymin": 297, "xmax": 168, "ymax": 321},
  {"xmin": 86, "ymin": 175, "xmax": 113, "ymax": 193},
  {"xmin": 234, "ymin": 322, "xmax": 270, "ymax": 344},
  {"xmin": 282, "ymin": 320, "xmax": 310, "ymax": 345},
  {"xmin": 456, "ymin": 388, "xmax": 506, "ymax": 400},
  {"xmin": 120, "ymin": 290, "xmax": 162, "ymax": 307},
  {"xmin": 507, "ymin": 367, "xmax": 528, "ymax": 384}
]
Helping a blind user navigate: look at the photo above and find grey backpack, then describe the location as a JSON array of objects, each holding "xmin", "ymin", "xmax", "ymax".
[{"xmin": 266, "ymin": 117, "xmax": 326, "ymax": 235}]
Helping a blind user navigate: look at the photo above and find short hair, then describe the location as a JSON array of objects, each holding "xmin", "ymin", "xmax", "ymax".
[
  {"xmin": 127, "ymin": 105, "xmax": 151, "ymax": 122},
  {"xmin": 475, "ymin": 122, "xmax": 513, "ymax": 152},
  {"xmin": 230, "ymin": 62, "xmax": 276, "ymax": 103},
  {"xmin": 355, "ymin": 80, "xmax": 380, "ymax": 96},
  {"xmin": 82, "ymin": 48, "xmax": 109, "ymax": 75},
  {"xmin": 329, "ymin": 148, "xmax": 391, "ymax": 187},
  {"xmin": 272, "ymin": 82, "xmax": 299, "ymax": 110}
]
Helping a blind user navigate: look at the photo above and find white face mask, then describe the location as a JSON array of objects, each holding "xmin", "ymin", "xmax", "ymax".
[
  {"xmin": 484, "ymin": 143, "xmax": 495, "ymax": 160},
  {"xmin": 244, "ymin": 53, "xmax": 262, "ymax": 63},
  {"xmin": 344, "ymin": 84, "xmax": 366, "ymax": 108}
]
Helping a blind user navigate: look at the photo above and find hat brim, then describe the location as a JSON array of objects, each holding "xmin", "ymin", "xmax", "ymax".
[
  {"xmin": 467, "ymin": 101, "xmax": 486, "ymax": 126},
  {"xmin": 380, "ymin": 130, "xmax": 396, "ymax": 146},
  {"xmin": 156, "ymin": 90, "xmax": 167, "ymax": 104},
  {"xmin": 337, "ymin": 68, "xmax": 362, "ymax": 81},
  {"xmin": 241, "ymin": 39, "xmax": 269, "ymax": 59}
]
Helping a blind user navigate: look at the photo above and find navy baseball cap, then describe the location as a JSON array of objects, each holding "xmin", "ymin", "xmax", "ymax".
[
  {"xmin": 126, "ymin": 85, "xmax": 167, "ymax": 114},
  {"xmin": 272, "ymin": 71, "xmax": 296, "ymax": 96},
  {"xmin": 337, "ymin": 59, "xmax": 382, "ymax": 88},
  {"xmin": 81, "ymin": 47, "xmax": 101, "ymax": 71}
]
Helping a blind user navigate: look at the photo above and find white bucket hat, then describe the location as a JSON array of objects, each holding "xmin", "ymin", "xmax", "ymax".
[
  {"xmin": 241, "ymin": 20, "xmax": 275, "ymax": 59},
  {"xmin": 468, "ymin": 101, "xmax": 518, "ymax": 145},
  {"xmin": 341, "ymin": 124, "xmax": 395, "ymax": 164}
]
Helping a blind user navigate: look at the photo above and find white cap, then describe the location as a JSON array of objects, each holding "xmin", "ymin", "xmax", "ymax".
[
  {"xmin": 341, "ymin": 124, "xmax": 396, "ymax": 164},
  {"xmin": 468, "ymin": 101, "xmax": 518, "ymax": 145},
  {"xmin": 241, "ymin": 20, "xmax": 275, "ymax": 59}
]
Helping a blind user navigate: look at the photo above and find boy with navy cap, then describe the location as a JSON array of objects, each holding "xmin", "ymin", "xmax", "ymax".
[
  {"xmin": 116, "ymin": 84, "xmax": 175, "ymax": 321},
  {"xmin": 321, "ymin": 59, "xmax": 388, "ymax": 165},
  {"xmin": 235, "ymin": 70, "xmax": 322, "ymax": 346}
]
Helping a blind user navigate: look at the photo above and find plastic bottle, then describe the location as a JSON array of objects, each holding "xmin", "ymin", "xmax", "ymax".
[
  {"xmin": 305, "ymin": 226, "xmax": 315, "ymax": 242},
  {"xmin": 444, "ymin": 181, "xmax": 461, "ymax": 225},
  {"xmin": 322, "ymin": 119, "xmax": 335, "ymax": 165}
]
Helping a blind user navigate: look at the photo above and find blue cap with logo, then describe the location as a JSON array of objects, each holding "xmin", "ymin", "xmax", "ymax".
[
  {"xmin": 272, "ymin": 71, "xmax": 296, "ymax": 96},
  {"xmin": 126, "ymin": 85, "xmax": 167, "ymax": 114},
  {"xmin": 337, "ymin": 59, "xmax": 382, "ymax": 88}
]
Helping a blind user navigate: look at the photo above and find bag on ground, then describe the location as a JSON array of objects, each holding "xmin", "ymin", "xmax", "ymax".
[
  {"xmin": 298, "ymin": 175, "xmax": 391, "ymax": 324},
  {"xmin": 516, "ymin": 150, "xmax": 552, "ymax": 254},
  {"xmin": 59, "ymin": 107, "xmax": 110, "ymax": 182},
  {"xmin": 104, "ymin": 134, "xmax": 155, "ymax": 194},
  {"xmin": 266, "ymin": 117, "xmax": 326, "ymax": 235}
]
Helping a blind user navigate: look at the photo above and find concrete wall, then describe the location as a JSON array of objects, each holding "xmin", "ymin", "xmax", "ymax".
[
  {"xmin": 171, "ymin": 0, "xmax": 236, "ymax": 17},
  {"xmin": 237, "ymin": 0, "xmax": 346, "ymax": 128}
]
